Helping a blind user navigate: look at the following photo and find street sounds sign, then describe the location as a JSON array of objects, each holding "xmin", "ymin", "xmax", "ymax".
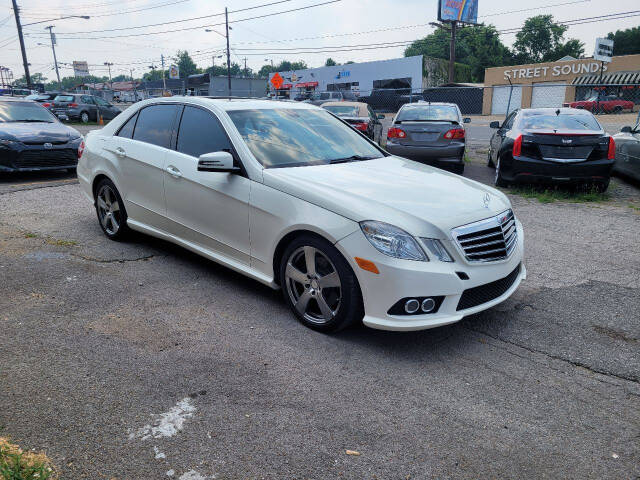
[
  {"xmin": 72, "ymin": 61, "xmax": 89, "ymax": 78},
  {"xmin": 438, "ymin": 0, "xmax": 478, "ymax": 24},
  {"xmin": 594, "ymin": 38, "xmax": 614, "ymax": 63},
  {"xmin": 169, "ymin": 65, "xmax": 180, "ymax": 79},
  {"xmin": 271, "ymin": 72, "xmax": 284, "ymax": 89}
]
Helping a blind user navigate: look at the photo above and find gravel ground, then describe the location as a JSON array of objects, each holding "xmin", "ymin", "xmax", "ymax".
[{"xmin": 1, "ymin": 149, "xmax": 639, "ymax": 479}]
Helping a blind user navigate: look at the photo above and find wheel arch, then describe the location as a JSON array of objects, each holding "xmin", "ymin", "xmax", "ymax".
[{"xmin": 272, "ymin": 229, "xmax": 332, "ymax": 286}]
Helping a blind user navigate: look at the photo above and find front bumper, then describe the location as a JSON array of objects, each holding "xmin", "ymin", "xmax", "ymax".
[
  {"xmin": 0, "ymin": 141, "xmax": 80, "ymax": 172},
  {"xmin": 503, "ymin": 155, "xmax": 615, "ymax": 183},
  {"xmin": 335, "ymin": 220, "xmax": 525, "ymax": 331},
  {"xmin": 386, "ymin": 142, "xmax": 464, "ymax": 167}
]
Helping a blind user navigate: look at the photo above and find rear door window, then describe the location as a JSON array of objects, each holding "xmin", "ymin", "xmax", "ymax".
[
  {"xmin": 81, "ymin": 95, "xmax": 94, "ymax": 104},
  {"xmin": 117, "ymin": 112, "xmax": 138, "ymax": 139},
  {"xmin": 132, "ymin": 104, "xmax": 180, "ymax": 148},
  {"xmin": 176, "ymin": 106, "xmax": 232, "ymax": 158}
]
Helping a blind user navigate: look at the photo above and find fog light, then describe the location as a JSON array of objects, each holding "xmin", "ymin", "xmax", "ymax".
[
  {"xmin": 421, "ymin": 298, "xmax": 436, "ymax": 313},
  {"xmin": 404, "ymin": 299, "xmax": 420, "ymax": 314}
]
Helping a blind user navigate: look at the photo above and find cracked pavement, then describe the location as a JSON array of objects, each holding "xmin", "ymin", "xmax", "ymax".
[{"xmin": 1, "ymin": 159, "xmax": 639, "ymax": 479}]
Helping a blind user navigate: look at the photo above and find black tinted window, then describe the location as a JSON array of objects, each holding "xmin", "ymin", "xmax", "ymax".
[
  {"xmin": 117, "ymin": 112, "xmax": 137, "ymax": 139},
  {"xmin": 518, "ymin": 113, "xmax": 601, "ymax": 131},
  {"xmin": 133, "ymin": 104, "xmax": 179, "ymax": 148},
  {"xmin": 176, "ymin": 106, "xmax": 232, "ymax": 157}
]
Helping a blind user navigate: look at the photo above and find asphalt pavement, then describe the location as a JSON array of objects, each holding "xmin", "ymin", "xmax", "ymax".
[{"xmin": 1, "ymin": 139, "xmax": 639, "ymax": 479}]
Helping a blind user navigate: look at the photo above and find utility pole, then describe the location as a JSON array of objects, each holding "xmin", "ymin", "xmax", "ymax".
[
  {"xmin": 0, "ymin": 67, "xmax": 5, "ymax": 88},
  {"xmin": 243, "ymin": 57, "xmax": 248, "ymax": 77},
  {"xmin": 161, "ymin": 54, "xmax": 167, "ymax": 93},
  {"xmin": 104, "ymin": 62, "xmax": 113, "ymax": 89},
  {"xmin": 11, "ymin": 0, "xmax": 31, "ymax": 87},
  {"xmin": 448, "ymin": 20, "xmax": 457, "ymax": 84},
  {"xmin": 130, "ymin": 68, "xmax": 137, "ymax": 101},
  {"xmin": 225, "ymin": 7, "xmax": 231, "ymax": 96},
  {"xmin": 45, "ymin": 26, "xmax": 61, "ymax": 86}
]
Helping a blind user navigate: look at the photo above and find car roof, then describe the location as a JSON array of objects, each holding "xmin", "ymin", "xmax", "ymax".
[
  {"xmin": 321, "ymin": 101, "xmax": 367, "ymax": 107},
  {"xmin": 135, "ymin": 96, "xmax": 323, "ymax": 112},
  {"xmin": 402, "ymin": 101, "xmax": 459, "ymax": 107}
]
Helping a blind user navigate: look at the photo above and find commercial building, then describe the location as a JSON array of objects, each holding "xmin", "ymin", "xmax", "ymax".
[
  {"xmin": 268, "ymin": 56, "xmax": 424, "ymax": 98},
  {"xmin": 483, "ymin": 54, "xmax": 640, "ymax": 114}
]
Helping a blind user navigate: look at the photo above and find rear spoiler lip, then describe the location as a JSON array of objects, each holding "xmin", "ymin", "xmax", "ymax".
[
  {"xmin": 395, "ymin": 120, "xmax": 460, "ymax": 125},
  {"xmin": 523, "ymin": 129, "xmax": 603, "ymax": 136}
]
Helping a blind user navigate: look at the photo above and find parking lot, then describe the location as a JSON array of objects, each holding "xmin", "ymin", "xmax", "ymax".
[{"xmin": 1, "ymin": 119, "xmax": 639, "ymax": 479}]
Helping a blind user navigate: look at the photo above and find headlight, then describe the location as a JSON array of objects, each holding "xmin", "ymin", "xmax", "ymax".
[
  {"xmin": 0, "ymin": 139, "xmax": 16, "ymax": 146},
  {"xmin": 360, "ymin": 221, "xmax": 427, "ymax": 261},
  {"xmin": 421, "ymin": 238, "xmax": 454, "ymax": 262}
]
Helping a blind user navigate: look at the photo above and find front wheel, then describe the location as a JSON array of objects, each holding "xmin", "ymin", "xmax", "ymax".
[
  {"xmin": 80, "ymin": 111, "xmax": 90, "ymax": 123},
  {"xmin": 494, "ymin": 156, "xmax": 508, "ymax": 187},
  {"xmin": 280, "ymin": 235, "xmax": 363, "ymax": 333}
]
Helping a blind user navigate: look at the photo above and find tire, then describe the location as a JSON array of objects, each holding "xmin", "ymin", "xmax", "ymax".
[
  {"xmin": 594, "ymin": 179, "xmax": 610, "ymax": 193},
  {"xmin": 66, "ymin": 167, "xmax": 77, "ymax": 174},
  {"xmin": 613, "ymin": 106, "xmax": 623, "ymax": 114},
  {"xmin": 494, "ymin": 156, "xmax": 508, "ymax": 187},
  {"xmin": 94, "ymin": 178, "xmax": 130, "ymax": 241},
  {"xmin": 279, "ymin": 234, "xmax": 363, "ymax": 333},
  {"xmin": 80, "ymin": 111, "xmax": 90, "ymax": 123}
]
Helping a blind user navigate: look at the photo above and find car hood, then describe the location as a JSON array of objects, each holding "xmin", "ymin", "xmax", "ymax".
[
  {"xmin": 0, "ymin": 121, "xmax": 81, "ymax": 143},
  {"xmin": 262, "ymin": 156, "xmax": 511, "ymax": 239}
]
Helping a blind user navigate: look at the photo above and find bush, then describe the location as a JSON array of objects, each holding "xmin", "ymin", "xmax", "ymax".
[{"xmin": 0, "ymin": 438, "xmax": 57, "ymax": 480}]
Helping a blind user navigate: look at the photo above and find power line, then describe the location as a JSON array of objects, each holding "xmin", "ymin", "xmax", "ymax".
[
  {"xmin": 480, "ymin": 0, "xmax": 590, "ymax": 18},
  {"xmin": 22, "ymin": 0, "xmax": 192, "ymax": 20},
  {"xmin": 498, "ymin": 10, "xmax": 640, "ymax": 34},
  {"xmin": 28, "ymin": 0, "xmax": 342, "ymax": 39}
]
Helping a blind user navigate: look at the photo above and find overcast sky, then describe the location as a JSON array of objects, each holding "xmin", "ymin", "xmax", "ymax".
[{"xmin": 1, "ymin": 0, "xmax": 639, "ymax": 81}]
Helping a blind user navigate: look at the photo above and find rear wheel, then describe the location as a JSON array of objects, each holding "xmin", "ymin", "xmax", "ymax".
[
  {"xmin": 494, "ymin": 156, "xmax": 508, "ymax": 187},
  {"xmin": 95, "ymin": 178, "xmax": 130, "ymax": 241},
  {"xmin": 280, "ymin": 235, "xmax": 363, "ymax": 333},
  {"xmin": 593, "ymin": 179, "xmax": 610, "ymax": 193},
  {"xmin": 451, "ymin": 163, "xmax": 465, "ymax": 175},
  {"xmin": 487, "ymin": 148, "xmax": 495, "ymax": 168},
  {"xmin": 80, "ymin": 111, "xmax": 89, "ymax": 123},
  {"xmin": 613, "ymin": 106, "xmax": 623, "ymax": 114}
]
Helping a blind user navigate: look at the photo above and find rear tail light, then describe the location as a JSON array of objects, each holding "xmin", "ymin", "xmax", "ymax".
[
  {"xmin": 444, "ymin": 128, "xmax": 465, "ymax": 139},
  {"xmin": 42, "ymin": 102, "xmax": 51, "ymax": 108},
  {"xmin": 387, "ymin": 127, "xmax": 406, "ymax": 139},
  {"xmin": 512, "ymin": 134, "xmax": 522, "ymax": 157},
  {"xmin": 607, "ymin": 136, "xmax": 615, "ymax": 160},
  {"xmin": 353, "ymin": 122, "xmax": 368, "ymax": 132},
  {"xmin": 78, "ymin": 140, "xmax": 85, "ymax": 159},
  {"xmin": 69, "ymin": 103, "xmax": 78, "ymax": 107}
]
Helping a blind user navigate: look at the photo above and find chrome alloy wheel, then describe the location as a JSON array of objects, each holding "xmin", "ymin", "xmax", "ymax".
[
  {"xmin": 96, "ymin": 184, "xmax": 122, "ymax": 235},
  {"xmin": 284, "ymin": 246, "xmax": 342, "ymax": 324}
]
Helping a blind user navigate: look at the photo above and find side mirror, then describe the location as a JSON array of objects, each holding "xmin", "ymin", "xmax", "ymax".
[
  {"xmin": 197, "ymin": 151, "xmax": 239, "ymax": 173},
  {"xmin": 489, "ymin": 121, "xmax": 501, "ymax": 129},
  {"xmin": 620, "ymin": 126, "xmax": 632, "ymax": 133},
  {"xmin": 463, "ymin": 117, "xmax": 471, "ymax": 124},
  {"xmin": 377, "ymin": 114, "xmax": 385, "ymax": 119}
]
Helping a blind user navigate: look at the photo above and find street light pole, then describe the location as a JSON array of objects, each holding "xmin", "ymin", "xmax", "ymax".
[
  {"xmin": 448, "ymin": 20, "xmax": 457, "ymax": 84},
  {"xmin": 11, "ymin": 0, "xmax": 31, "ymax": 87},
  {"xmin": 225, "ymin": 7, "xmax": 231, "ymax": 96},
  {"xmin": 45, "ymin": 26, "xmax": 61, "ymax": 86},
  {"xmin": 104, "ymin": 62, "xmax": 113, "ymax": 89}
]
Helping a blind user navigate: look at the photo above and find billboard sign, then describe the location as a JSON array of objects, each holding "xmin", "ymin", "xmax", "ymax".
[
  {"xmin": 72, "ymin": 61, "xmax": 89, "ymax": 78},
  {"xmin": 169, "ymin": 64, "xmax": 180, "ymax": 79},
  {"xmin": 438, "ymin": 0, "xmax": 478, "ymax": 24},
  {"xmin": 593, "ymin": 38, "xmax": 614, "ymax": 63}
]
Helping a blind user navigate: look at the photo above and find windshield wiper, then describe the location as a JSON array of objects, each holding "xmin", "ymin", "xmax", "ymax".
[
  {"xmin": 6, "ymin": 119, "xmax": 53, "ymax": 123},
  {"xmin": 329, "ymin": 155, "xmax": 377, "ymax": 164}
]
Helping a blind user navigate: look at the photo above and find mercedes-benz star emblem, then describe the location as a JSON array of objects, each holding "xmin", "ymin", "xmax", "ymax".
[{"xmin": 483, "ymin": 193, "xmax": 491, "ymax": 209}]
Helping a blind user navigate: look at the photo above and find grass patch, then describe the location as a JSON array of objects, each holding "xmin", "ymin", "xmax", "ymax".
[
  {"xmin": 510, "ymin": 186, "xmax": 610, "ymax": 204},
  {"xmin": 45, "ymin": 238, "xmax": 77, "ymax": 247},
  {"xmin": 628, "ymin": 203, "xmax": 640, "ymax": 212},
  {"xmin": 463, "ymin": 153, "xmax": 471, "ymax": 163},
  {"xmin": 0, "ymin": 437, "xmax": 57, "ymax": 480},
  {"xmin": 23, "ymin": 232, "xmax": 38, "ymax": 239}
]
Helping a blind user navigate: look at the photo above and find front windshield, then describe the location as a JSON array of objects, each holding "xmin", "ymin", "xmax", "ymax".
[
  {"xmin": 228, "ymin": 108, "xmax": 384, "ymax": 168},
  {"xmin": 0, "ymin": 101, "xmax": 56, "ymax": 123},
  {"xmin": 323, "ymin": 105, "xmax": 359, "ymax": 117},
  {"xmin": 397, "ymin": 105, "xmax": 459, "ymax": 122},
  {"xmin": 518, "ymin": 113, "xmax": 601, "ymax": 131}
]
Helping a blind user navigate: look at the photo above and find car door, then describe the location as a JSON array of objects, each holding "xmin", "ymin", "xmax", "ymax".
[
  {"xmin": 490, "ymin": 111, "xmax": 516, "ymax": 162},
  {"xmin": 368, "ymin": 105, "xmax": 382, "ymax": 143},
  {"xmin": 80, "ymin": 95, "xmax": 98, "ymax": 120},
  {"xmin": 163, "ymin": 105, "xmax": 251, "ymax": 264},
  {"xmin": 94, "ymin": 96, "xmax": 118, "ymax": 120},
  {"xmin": 627, "ymin": 125, "xmax": 640, "ymax": 179},
  {"xmin": 106, "ymin": 104, "xmax": 180, "ymax": 230}
]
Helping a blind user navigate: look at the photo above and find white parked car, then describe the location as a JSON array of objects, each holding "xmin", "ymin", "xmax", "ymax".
[{"xmin": 78, "ymin": 97, "xmax": 525, "ymax": 332}]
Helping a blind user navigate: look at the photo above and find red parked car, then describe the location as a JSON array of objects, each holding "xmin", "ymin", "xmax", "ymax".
[{"xmin": 564, "ymin": 95, "xmax": 634, "ymax": 114}]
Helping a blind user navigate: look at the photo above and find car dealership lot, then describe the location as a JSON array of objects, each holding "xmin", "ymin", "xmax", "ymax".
[{"xmin": 1, "ymin": 149, "xmax": 639, "ymax": 479}]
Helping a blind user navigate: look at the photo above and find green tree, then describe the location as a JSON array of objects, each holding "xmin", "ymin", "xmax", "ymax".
[
  {"xmin": 111, "ymin": 74, "xmax": 130, "ymax": 82},
  {"xmin": 607, "ymin": 26, "xmax": 640, "ymax": 56},
  {"xmin": 173, "ymin": 50, "xmax": 201, "ymax": 78},
  {"xmin": 14, "ymin": 72, "xmax": 48, "ymax": 85},
  {"xmin": 405, "ymin": 24, "xmax": 512, "ymax": 82},
  {"xmin": 325, "ymin": 58, "xmax": 337, "ymax": 66},
  {"xmin": 513, "ymin": 15, "xmax": 584, "ymax": 63},
  {"xmin": 142, "ymin": 69, "xmax": 164, "ymax": 82}
]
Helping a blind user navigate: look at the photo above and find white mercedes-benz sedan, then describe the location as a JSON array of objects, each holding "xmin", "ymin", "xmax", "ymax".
[{"xmin": 78, "ymin": 97, "xmax": 525, "ymax": 332}]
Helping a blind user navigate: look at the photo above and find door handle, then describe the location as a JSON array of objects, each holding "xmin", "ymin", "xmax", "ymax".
[
  {"xmin": 166, "ymin": 165, "xmax": 183, "ymax": 178},
  {"xmin": 115, "ymin": 147, "xmax": 126, "ymax": 157}
]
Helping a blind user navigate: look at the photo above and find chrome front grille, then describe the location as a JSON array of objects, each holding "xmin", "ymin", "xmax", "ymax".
[{"xmin": 452, "ymin": 210, "xmax": 517, "ymax": 263}]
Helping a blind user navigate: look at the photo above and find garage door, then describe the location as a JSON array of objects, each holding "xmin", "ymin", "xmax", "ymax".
[
  {"xmin": 491, "ymin": 85, "xmax": 522, "ymax": 115},
  {"xmin": 531, "ymin": 82, "xmax": 567, "ymax": 108}
]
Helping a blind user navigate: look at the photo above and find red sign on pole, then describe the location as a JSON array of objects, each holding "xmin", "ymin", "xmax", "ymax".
[{"xmin": 270, "ymin": 72, "xmax": 284, "ymax": 89}]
